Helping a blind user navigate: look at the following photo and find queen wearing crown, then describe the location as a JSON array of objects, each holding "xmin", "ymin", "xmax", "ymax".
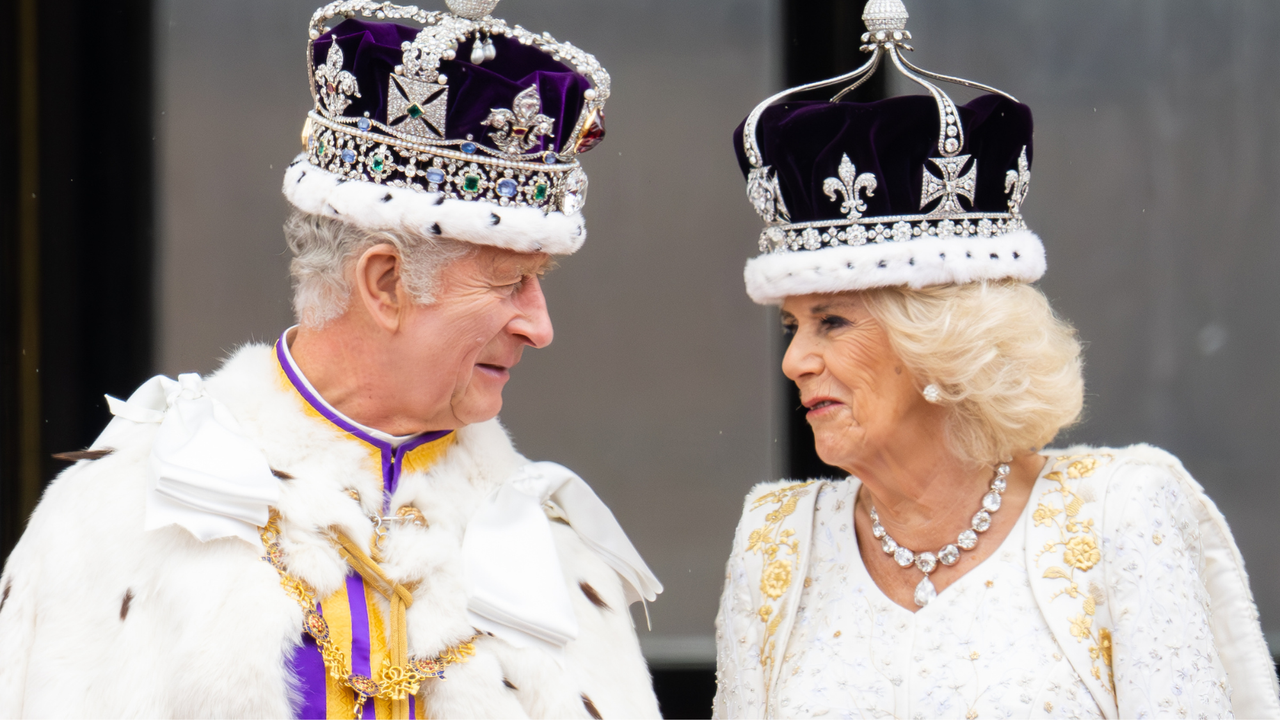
[
  {"xmin": 0, "ymin": 2, "xmax": 661, "ymax": 718},
  {"xmin": 713, "ymin": 3, "xmax": 1279, "ymax": 718}
]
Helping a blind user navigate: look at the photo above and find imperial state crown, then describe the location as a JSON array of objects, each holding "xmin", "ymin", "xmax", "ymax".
[
  {"xmin": 735, "ymin": 0, "xmax": 1045, "ymax": 304},
  {"xmin": 283, "ymin": 0, "xmax": 609, "ymax": 255}
]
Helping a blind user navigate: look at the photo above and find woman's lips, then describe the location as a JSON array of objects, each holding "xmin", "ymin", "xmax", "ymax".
[{"xmin": 804, "ymin": 398, "xmax": 843, "ymax": 419}]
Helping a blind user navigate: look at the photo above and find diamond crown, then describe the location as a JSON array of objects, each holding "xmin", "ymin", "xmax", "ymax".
[
  {"xmin": 300, "ymin": 1, "xmax": 608, "ymax": 216},
  {"xmin": 740, "ymin": 0, "xmax": 1031, "ymax": 255}
]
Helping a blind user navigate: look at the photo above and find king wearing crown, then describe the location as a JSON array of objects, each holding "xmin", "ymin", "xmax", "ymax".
[{"xmin": 0, "ymin": 2, "xmax": 661, "ymax": 718}]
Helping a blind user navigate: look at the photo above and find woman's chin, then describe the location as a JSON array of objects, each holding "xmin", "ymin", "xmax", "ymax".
[{"xmin": 811, "ymin": 431, "xmax": 857, "ymax": 472}]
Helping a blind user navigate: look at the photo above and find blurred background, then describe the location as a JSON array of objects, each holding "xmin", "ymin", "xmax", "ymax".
[{"xmin": 3, "ymin": 0, "xmax": 1278, "ymax": 717}]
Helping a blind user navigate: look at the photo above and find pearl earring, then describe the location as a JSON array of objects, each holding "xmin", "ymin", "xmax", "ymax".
[{"xmin": 922, "ymin": 384, "xmax": 941, "ymax": 403}]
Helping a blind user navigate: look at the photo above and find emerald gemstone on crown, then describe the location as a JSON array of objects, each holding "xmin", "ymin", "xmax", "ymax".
[
  {"xmin": 407, "ymin": 104, "xmax": 424, "ymax": 119},
  {"xmin": 534, "ymin": 183, "xmax": 548, "ymax": 201},
  {"xmin": 463, "ymin": 174, "xmax": 481, "ymax": 192}
]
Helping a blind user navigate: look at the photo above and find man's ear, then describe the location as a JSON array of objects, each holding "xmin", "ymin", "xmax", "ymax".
[{"xmin": 354, "ymin": 243, "xmax": 403, "ymax": 332}]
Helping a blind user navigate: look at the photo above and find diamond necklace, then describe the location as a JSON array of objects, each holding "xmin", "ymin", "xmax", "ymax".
[{"xmin": 868, "ymin": 462, "xmax": 1011, "ymax": 607}]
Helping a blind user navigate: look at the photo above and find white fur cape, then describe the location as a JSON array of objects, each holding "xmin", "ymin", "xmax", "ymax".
[{"xmin": 0, "ymin": 344, "xmax": 659, "ymax": 719}]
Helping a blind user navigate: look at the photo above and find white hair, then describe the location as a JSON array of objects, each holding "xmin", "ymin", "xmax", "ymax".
[{"xmin": 283, "ymin": 210, "xmax": 473, "ymax": 327}]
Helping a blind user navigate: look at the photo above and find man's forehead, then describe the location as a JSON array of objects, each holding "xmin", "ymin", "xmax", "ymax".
[{"xmin": 477, "ymin": 246, "xmax": 554, "ymax": 276}]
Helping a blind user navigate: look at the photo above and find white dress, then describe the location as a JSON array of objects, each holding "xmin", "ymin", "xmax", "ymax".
[
  {"xmin": 714, "ymin": 446, "xmax": 1278, "ymax": 720},
  {"xmin": 775, "ymin": 479, "xmax": 1108, "ymax": 719}
]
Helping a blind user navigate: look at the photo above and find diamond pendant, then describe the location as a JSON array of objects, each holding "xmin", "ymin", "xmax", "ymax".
[{"xmin": 913, "ymin": 575, "xmax": 937, "ymax": 607}]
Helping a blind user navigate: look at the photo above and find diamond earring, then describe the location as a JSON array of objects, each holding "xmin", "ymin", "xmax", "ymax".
[{"xmin": 922, "ymin": 384, "xmax": 941, "ymax": 403}]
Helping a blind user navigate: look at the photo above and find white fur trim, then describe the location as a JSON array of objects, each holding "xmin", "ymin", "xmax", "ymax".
[
  {"xmin": 743, "ymin": 229, "xmax": 1047, "ymax": 304},
  {"xmin": 282, "ymin": 154, "xmax": 587, "ymax": 255},
  {"xmin": 0, "ymin": 343, "xmax": 659, "ymax": 718}
]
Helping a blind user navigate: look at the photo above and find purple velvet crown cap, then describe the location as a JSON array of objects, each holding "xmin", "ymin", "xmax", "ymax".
[
  {"xmin": 284, "ymin": 5, "xmax": 612, "ymax": 258},
  {"xmin": 733, "ymin": 93, "xmax": 1033, "ymax": 223},
  {"xmin": 314, "ymin": 19, "xmax": 594, "ymax": 156}
]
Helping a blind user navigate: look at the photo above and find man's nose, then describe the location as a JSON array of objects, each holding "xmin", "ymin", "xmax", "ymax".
[{"xmin": 511, "ymin": 275, "xmax": 554, "ymax": 348}]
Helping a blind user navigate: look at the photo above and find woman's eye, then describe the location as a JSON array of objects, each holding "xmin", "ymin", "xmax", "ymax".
[
  {"xmin": 781, "ymin": 323, "xmax": 798, "ymax": 336},
  {"xmin": 820, "ymin": 315, "xmax": 851, "ymax": 330}
]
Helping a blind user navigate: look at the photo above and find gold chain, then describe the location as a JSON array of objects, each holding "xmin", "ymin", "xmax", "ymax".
[{"xmin": 260, "ymin": 511, "xmax": 477, "ymax": 718}]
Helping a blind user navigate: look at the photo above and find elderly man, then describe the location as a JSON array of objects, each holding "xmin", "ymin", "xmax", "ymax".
[{"xmin": 0, "ymin": 2, "xmax": 660, "ymax": 718}]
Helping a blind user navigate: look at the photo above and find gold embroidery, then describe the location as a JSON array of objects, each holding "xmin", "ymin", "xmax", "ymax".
[
  {"xmin": 1033, "ymin": 454, "xmax": 1116, "ymax": 697},
  {"xmin": 1152, "ymin": 532, "xmax": 1163, "ymax": 545},
  {"xmin": 1064, "ymin": 535, "xmax": 1101, "ymax": 571},
  {"xmin": 745, "ymin": 482, "xmax": 815, "ymax": 674}
]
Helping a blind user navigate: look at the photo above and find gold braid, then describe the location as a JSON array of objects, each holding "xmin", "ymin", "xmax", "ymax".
[{"xmin": 260, "ymin": 511, "xmax": 478, "ymax": 719}]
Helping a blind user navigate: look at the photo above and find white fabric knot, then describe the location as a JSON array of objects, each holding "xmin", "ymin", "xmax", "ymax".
[
  {"xmin": 463, "ymin": 461, "xmax": 662, "ymax": 657},
  {"xmin": 102, "ymin": 373, "xmax": 280, "ymax": 545}
]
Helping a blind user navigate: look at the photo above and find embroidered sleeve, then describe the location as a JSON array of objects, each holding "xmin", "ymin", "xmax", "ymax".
[
  {"xmin": 1104, "ymin": 462, "xmax": 1234, "ymax": 718},
  {"xmin": 713, "ymin": 509, "xmax": 766, "ymax": 719}
]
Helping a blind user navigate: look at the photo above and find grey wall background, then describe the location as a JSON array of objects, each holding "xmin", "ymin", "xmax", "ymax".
[
  {"xmin": 155, "ymin": 0, "xmax": 782, "ymax": 664},
  {"xmin": 155, "ymin": 0, "xmax": 1280, "ymax": 663}
]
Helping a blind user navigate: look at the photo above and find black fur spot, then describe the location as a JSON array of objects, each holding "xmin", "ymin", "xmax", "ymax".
[
  {"xmin": 271, "ymin": 468, "xmax": 294, "ymax": 480},
  {"xmin": 503, "ymin": 678, "xmax": 518, "ymax": 690},
  {"xmin": 51, "ymin": 448, "xmax": 114, "ymax": 462},
  {"xmin": 120, "ymin": 589, "xmax": 134, "ymax": 620},
  {"xmin": 430, "ymin": 223, "xmax": 442, "ymax": 235},
  {"xmin": 1, "ymin": 582, "xmax": 10, "ymax": 614},
  {"xmin": 965, "ymin": 251, "xmax": 972, "ymax": 258},
  {"xmin": 582, "ymin": 694, "xmax": 602, "ymax": 720},
  {"xmin": 908, "ymin": 257, "xmax": 915, "ymax": 266},
  {"xmin": 580, "ymin": 581, "xmax": 610, "ymax": 611},
  {"xmin": 1013, "ymin": 251, "xmax": 1021, "ymax": 259},
  {"xmin": 990, "ymin": 253, "xmax": 999, "ymax": 260},
  {"xmin": 490, "ymin": 213, "xmax": 501, "ymax": 226},
  {"xmin": 435, "ymin": 194, "xmax": 446, "ymax": 206},
  {"xmin": 335, "ymin": 178, "xmax": 347, "ymax": 185},
  {"xmin": 877, "ymin": 260, "xmax": 887, "ymax": 268},
  {"xmin": 296, "ymin": 171, "xmax": 307, "ymax": 184},
  {"xmin": 381, "ymin": 193, "xmax": 394, "ymax": 203},
  {"xmin": 939, "ymin": 252, "xmax": 947, "ymax": 260},
  {"xmin": 288, "ymin": 159, "xmax": 302, "ymax": 168}
]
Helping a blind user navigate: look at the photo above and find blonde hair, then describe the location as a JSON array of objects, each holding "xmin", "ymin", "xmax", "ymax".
[
  {"xmin": 283, "ymin": 210, "xmax": 473, "ymax": 328},
  {"xmin": 860, "ymin": 281, "xmax": 1084, "ymax": 466}
]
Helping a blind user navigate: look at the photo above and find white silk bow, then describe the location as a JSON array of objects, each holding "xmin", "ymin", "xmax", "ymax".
[
  {"xmin": 463, "ymin": 461, "xmax": 663, "ymax": 657},
  {"xmin": 101, "ymin": 373, "xmax": 280, "ymax": 545}
]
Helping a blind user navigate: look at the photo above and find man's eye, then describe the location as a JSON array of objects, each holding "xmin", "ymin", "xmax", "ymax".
[{"xmin": 781, "ymin": 323, "xmax": 798, "ymax": 336}]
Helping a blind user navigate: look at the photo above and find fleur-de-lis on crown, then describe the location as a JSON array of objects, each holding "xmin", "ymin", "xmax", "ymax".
[
  {"xmin": 1004, "ymin": 146, "xmax": 1031, "ymax": 217},
  {"xmin": 315, "ymin": 41, "xmax": 361, "ymax": 117},
  {"xmin": 823, "ymin": 154, "xmax": 878, "ymax": 219},
  {"xmin": 483, "ymin": 85, "xmax": 555, "ymax": 156},
  {"xmin": 921, "ymin": 155, "xmax": 977, "ymax": 217},
  {"xmin": 747, "ymin": 167, "xmax": 790, "ymax": 225}
]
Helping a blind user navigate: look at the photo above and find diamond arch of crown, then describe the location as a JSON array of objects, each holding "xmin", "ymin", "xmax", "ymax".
[
  {"xmin": 742, "ymin": 0, "xmax": 1017, "ymax": 173},
  {"xmin": 305, "ymin": 0, "xmax": 610, "ymax": 162}
]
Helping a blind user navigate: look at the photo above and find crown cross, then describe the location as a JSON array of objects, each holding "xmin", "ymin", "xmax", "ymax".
[
  {"xmin": 387, "ymin": 74, "xmax": 448, "ymax": 139},
  {"xmin": 483, "ymin": 85, "xmax": 555, "ymax": 156},
  {"xmin": 315, "ymin": 41, "xmax": 361, "ymax": 117},
  {"xmin": 921, "ymin": 155, "xmax": 977, "ymax": 217}
]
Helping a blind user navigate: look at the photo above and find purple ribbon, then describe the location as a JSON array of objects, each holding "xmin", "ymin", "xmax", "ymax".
[
  {"xmin": 277, "ymin": 331, "xmax": 450, "ymax": 718},
  {"xmin": 274, "ymin": 333, "xmax": 451, "ymax": 513}
]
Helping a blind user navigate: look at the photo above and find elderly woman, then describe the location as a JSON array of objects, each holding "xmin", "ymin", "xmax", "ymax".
[
  {"xmin": 713, "ymin": 4, "xmax": 1278, "ymax": 719},
  {"xmin": 0, "ymin": 2, "xmax": 661, "ymax": 718}
]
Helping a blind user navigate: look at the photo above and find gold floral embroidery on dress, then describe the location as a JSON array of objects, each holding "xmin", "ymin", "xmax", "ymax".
[
  {"xmin": 1033, "ymin": 454, "xmax": 1116, "ymax": 695},
  {"xmin": 745, "ymin": 482, "xmax": 815, "ymax": 674}
]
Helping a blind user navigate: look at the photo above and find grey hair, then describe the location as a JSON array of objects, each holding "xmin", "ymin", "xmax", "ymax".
[{"xmin": 283, "ymin": 210, "xmax": 473, "ymax": 327}]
